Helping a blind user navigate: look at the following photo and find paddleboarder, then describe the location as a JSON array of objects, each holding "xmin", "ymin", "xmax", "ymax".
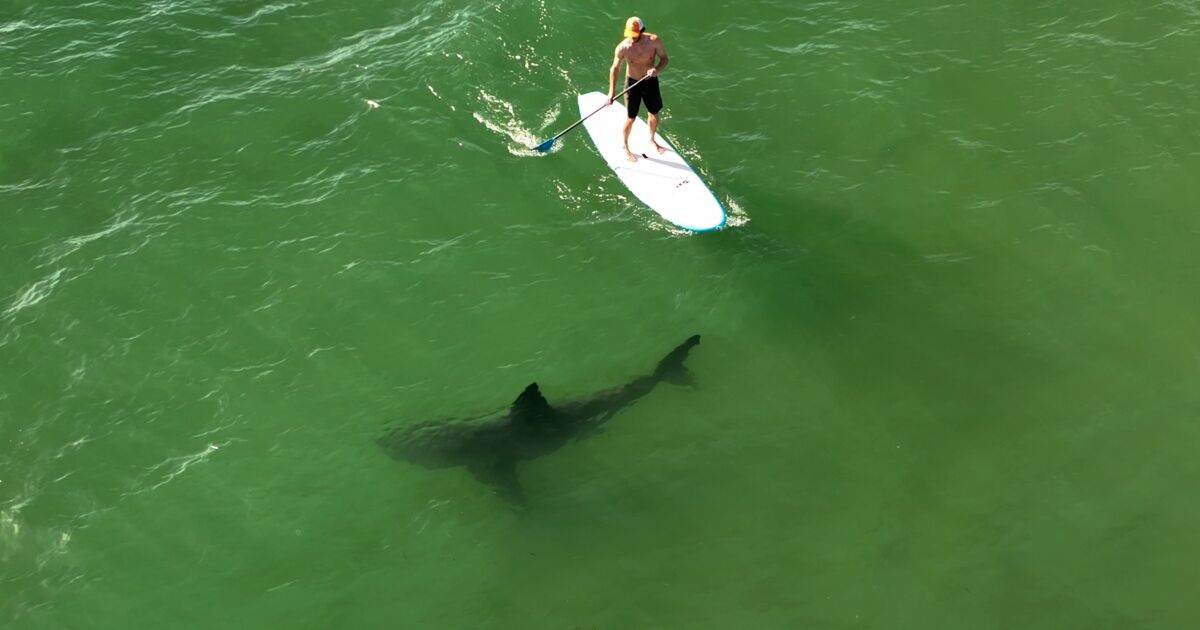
[{"xmin": 606, "ymin": 16, "xmax": 669, "ymax": 162}]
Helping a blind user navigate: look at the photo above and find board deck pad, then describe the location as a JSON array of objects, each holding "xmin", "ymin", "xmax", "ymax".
[{"xmin": 577, "ymin": 91, "xmax": 726, "ymax": 231}]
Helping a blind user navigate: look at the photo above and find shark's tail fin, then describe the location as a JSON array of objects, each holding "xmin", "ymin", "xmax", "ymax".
[{"xmin": 653, "ymin": 334, "xmax": 701, "ymax": 385}]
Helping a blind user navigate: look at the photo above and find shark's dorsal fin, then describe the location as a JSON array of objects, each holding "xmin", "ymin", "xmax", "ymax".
[{"xmin": 510, "ymin": 382, "xmax": 555, "ymax": 421}]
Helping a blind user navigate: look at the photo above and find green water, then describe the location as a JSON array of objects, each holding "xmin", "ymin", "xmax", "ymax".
[{"xmin": 3, "ymin": 0, "xmax": 1199, "ymax": 627}]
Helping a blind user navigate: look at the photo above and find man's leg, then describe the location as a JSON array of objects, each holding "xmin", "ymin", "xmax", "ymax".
[
  {"xmin": 623, "ymin": 78, "xmax": 642, "ymax": 161},
  {"xmin": 643, "ymin": 78, "xmax": 666, "ymax": 155},
  {"xmin": 647, "ymin": 112, "xmax": 666, "ymax": 155},
  {"xmin": 623, "ymin": 117, "xmax": 637, "ymax": 162}
]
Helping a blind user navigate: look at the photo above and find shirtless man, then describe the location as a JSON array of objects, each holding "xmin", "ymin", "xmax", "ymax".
[{"xmin": 606, "ymin": 16, "xmax": 669, "ymax": 162}]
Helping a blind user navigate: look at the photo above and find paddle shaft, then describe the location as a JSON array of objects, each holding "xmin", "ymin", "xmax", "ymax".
[{"xmin": 539, "ymin": 75, "xmax": 650, "ymax": 149}]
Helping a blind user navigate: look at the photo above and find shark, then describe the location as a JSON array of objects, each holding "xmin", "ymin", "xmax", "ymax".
[{"xmin": 378, "ymin": 334, "xmax": 701, "ymax": 504}]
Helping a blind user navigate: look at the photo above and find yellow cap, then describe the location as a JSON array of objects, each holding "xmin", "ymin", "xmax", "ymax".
[{"xmin": 624, "ymin": 16, "xmax": 644, "ymax": 38}]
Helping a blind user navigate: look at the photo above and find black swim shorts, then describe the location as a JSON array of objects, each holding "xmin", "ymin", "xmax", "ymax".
[{"xmin": 625, "ymin": 75, "xmax": 663, "ymax": 118}]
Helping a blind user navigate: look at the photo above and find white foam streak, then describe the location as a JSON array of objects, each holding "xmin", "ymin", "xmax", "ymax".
[
  {"xmin": 473, "ymin": 89, "xmax": 552, "ymax": 156},
  {"xmin": 4, "ymin": 268, "xmax": 67, "ymax": 317},
  {"xmin": 123, "ymin": 442, "xmax": 227, "ymax": 497}
]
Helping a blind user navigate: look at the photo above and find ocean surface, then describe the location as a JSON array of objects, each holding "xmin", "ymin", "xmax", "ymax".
[{"xmin": 3, "ymin": 0, "xmax": 1199, "ymax": 627}]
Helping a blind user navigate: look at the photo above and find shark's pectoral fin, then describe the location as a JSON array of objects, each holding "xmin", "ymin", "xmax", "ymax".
[
  {"xmin": 510, "ymin": 382, "xmax": 555, "ymax": 423},
  {"xmin": 467, "ymin": 460, "xmax": 526, "ymax": 505},
  {"xmin": 662, "ymin": 368, "xmax": 696, "ymax": 388}
]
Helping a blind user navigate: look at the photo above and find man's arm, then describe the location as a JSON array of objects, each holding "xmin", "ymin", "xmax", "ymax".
[
  {"xmin": 651, "ymin": 38, "xmax": 669, "ymax": 76},
  {"xmin": 607, "ymin": 45, "xmax": 624, "ymax": 103}
]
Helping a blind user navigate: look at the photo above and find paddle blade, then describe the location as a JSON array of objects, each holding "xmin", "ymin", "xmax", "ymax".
[{"xmin": 534, "ymin": 137, "xmax": 555, "ymax": 152}]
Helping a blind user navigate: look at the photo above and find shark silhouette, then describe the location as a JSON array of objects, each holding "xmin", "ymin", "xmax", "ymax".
[{"xmin": 378, "ymin": 335, "xmax": 701, "ymax": 503}]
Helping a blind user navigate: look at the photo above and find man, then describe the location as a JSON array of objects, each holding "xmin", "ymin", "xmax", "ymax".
[{"xmin": 606, "ymin": 16, "xmax": 669, "ymax": 162}]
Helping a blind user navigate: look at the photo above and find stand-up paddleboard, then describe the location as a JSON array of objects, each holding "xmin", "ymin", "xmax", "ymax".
[{"xmin": 577, "ymin": 91, "xmax": 725, "ymax": 231}]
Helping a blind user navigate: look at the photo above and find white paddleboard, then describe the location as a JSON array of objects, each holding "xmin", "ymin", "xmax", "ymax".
[{"xmin": 577, "ymin": 91, "xmax": 725, "ymax": 231}]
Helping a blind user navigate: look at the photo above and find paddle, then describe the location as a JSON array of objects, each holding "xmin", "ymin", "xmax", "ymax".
[{"xmin": 534, "ymin": 75, "xmax": 650, "ymax": 152}]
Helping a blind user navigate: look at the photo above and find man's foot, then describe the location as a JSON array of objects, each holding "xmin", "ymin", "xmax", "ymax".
[
  {"xmin": 624, "ymin": 148, "xmax": 638, "ymax": 162},
  {"xmin": 652, "ymin": 142, "xmax": 667, "ymax": 155}
]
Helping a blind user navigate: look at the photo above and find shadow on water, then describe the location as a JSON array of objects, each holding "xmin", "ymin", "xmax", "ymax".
[{"xmin": 700, "ymin": 187, "xmax": 1070, "ymax": 394}]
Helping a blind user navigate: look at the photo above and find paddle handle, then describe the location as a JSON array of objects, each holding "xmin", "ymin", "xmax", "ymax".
[{"xmin": 543, "ymin": 75, "xmax": 651, "ymax": 146}]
